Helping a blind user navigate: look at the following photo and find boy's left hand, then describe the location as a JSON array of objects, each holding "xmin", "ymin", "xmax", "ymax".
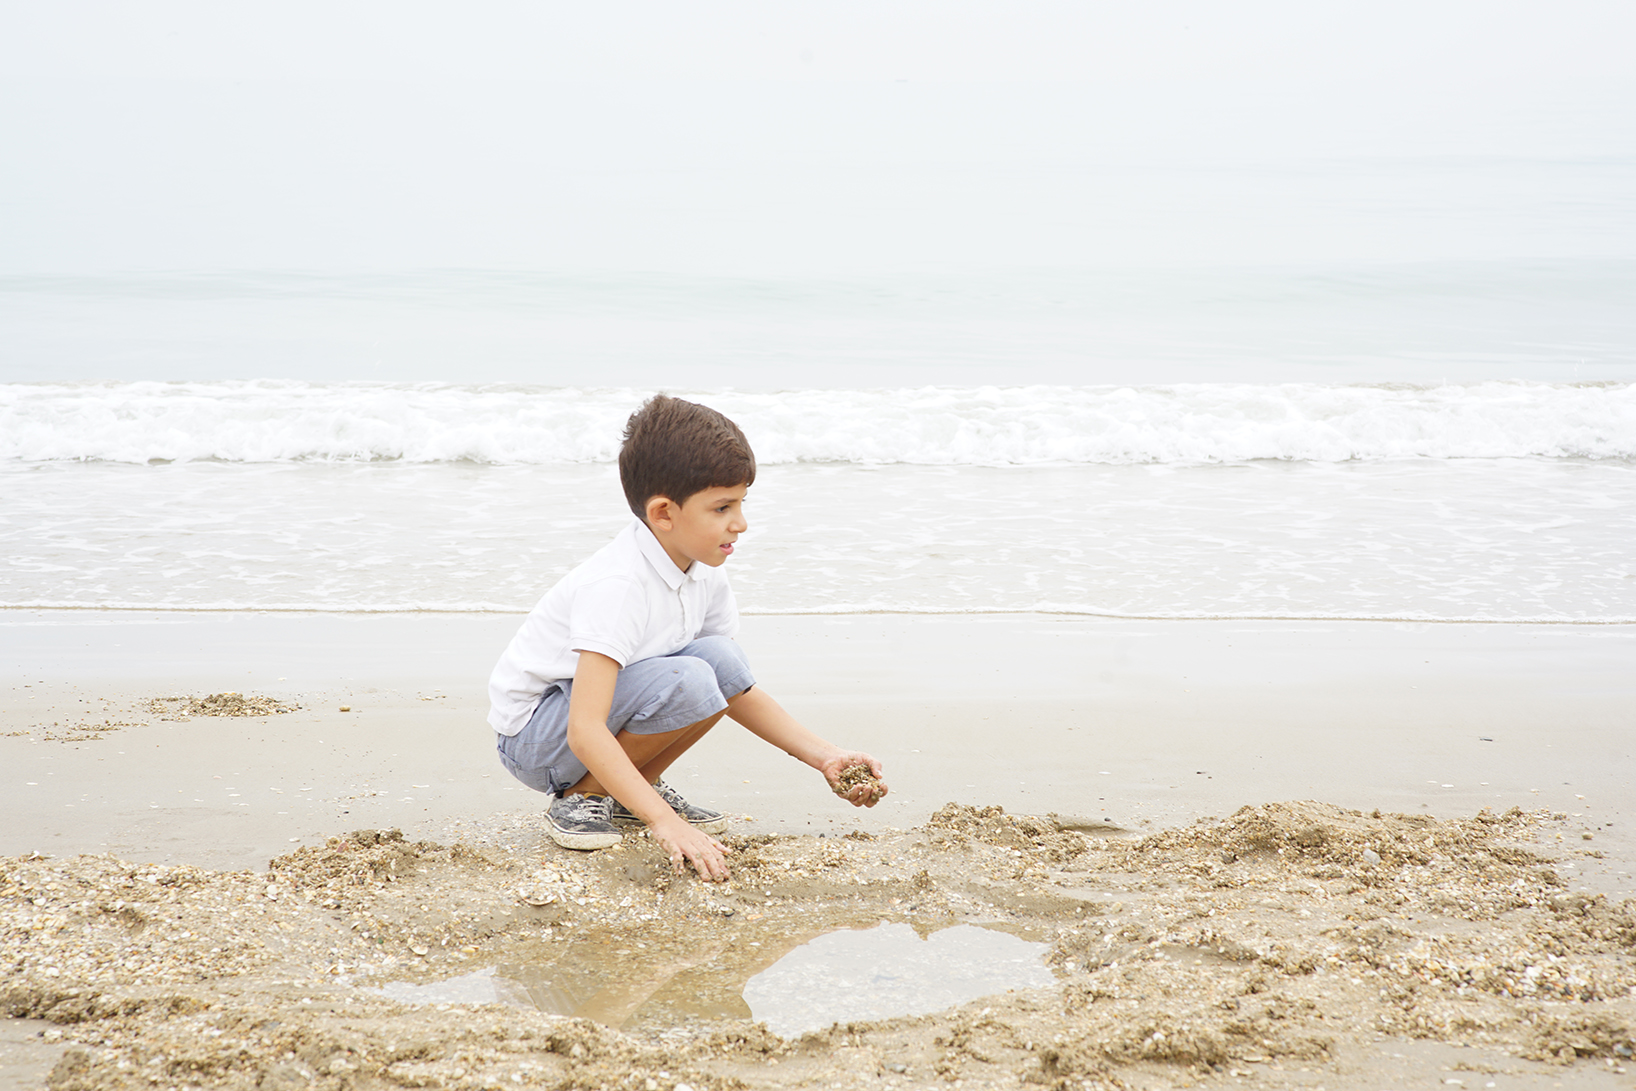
[{"xmin": 819, "ymin": 752, "xmax": 888, "ymax": 807}]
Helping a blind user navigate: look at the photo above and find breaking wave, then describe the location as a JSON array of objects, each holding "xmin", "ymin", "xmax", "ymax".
[{"xmin": 3, "ymin": 380, "xmax": 1632, "ymax": 465}]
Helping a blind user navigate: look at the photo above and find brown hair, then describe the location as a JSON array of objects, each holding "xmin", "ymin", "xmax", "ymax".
[{"xmin": 619, "ymin": 395, "xmax": 757, "ymax": 520}]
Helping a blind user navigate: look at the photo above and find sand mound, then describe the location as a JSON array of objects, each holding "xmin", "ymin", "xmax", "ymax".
[{"xmin": 145, "ymin": 693, "xmax": 299, "ymax": 720}]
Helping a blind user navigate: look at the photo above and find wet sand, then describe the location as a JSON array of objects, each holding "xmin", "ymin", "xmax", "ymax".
[{"xmin": 3, "ymin": 611, "xmax": 1635, "ymax": 1090}]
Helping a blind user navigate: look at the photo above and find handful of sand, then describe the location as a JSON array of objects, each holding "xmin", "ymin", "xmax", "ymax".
[{"xmin": 832, "ymin": 762, "xmax": 886, "ymax": 803}]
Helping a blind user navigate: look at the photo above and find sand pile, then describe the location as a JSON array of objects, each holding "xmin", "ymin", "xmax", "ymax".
[
  {"xmin": 145, "ymin": 694, "xmax": 300, "ymax": 721},
  {"xmin": 3, "ymin": 802, "xmax": 1633, "ymax": 1091}
]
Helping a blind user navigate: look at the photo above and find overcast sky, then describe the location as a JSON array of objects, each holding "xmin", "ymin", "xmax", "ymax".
[
  {"xmin": 6, "ymin": 1, "xmax": 1634, "ymax": 85},
  {"xmin": 2, "ymin": 2, "xmax": 1632, "ymax": 273}
]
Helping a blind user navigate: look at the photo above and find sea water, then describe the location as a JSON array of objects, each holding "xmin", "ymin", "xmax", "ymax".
[
  {"xmin": 1, "ymin": 373, "xmax": 1633, "ymax": 622},
  {"xmin": 3, "ymin": 201, "xmax": 1636, "ymax": 628}
]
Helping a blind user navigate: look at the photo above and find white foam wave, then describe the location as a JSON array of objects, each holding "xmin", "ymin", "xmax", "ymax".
[
  {"xmin": 3, "ymin": 380, "xmax": 1632, "ymax": 465},
  {"xmin": 4, "ymin": 601, "xmax": 1632, "ymax": 624}
]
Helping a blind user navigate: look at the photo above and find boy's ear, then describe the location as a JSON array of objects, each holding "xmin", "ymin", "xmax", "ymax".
[{"xmin": 644, "ymin": 495, "xmax": 676, "ymax": 530}]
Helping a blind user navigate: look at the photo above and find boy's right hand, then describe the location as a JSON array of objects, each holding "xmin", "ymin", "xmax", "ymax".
[
  {"xmin": 819, "ymin": 751, "xmax": 888, "ymax": 807},
  {"xmin": 652, "ymin": 817, "xmax": 732, "ymax": 882}
]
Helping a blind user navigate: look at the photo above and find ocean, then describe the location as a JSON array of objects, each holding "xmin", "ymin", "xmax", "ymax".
[
  {"xmin": 3, "ymin": 122, "xmax": 1635, "ymax": 626},
  {"xmin": 3, "ymin": 283, "xmax": 1633, "ymax": 623}
]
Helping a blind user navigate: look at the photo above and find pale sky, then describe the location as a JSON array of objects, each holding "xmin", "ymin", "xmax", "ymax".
[
  {"xmin": 4, "ymin": 1, "xmax": 1633, "ymax": 85},
  {"xmin": 1, "ymin": 2, "xmax": 1632, "ymax": 273}
]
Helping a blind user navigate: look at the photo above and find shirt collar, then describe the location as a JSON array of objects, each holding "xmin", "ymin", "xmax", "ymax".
[{"xmin": 632, "ymin": 517, "xmax": 705, "ymax": 587}]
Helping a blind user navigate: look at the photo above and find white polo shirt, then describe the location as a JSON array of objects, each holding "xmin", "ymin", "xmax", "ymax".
[{"xmin": 486, "ymin": 518, "xmax": 740, "ymax": 737}]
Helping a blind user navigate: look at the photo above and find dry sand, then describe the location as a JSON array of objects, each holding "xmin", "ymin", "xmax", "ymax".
[{"xmin": 4, "ymin": 611, "xmax": 1635, "ymax": 1090}]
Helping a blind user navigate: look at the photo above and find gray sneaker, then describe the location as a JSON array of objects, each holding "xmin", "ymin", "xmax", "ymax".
[
  {"xmin": 608, "ymin": 780, "xmax": 729, "ymax": 835},
  {"xmin": 546, "ymin": 793, "xmax": 623, "ymax": 850}
]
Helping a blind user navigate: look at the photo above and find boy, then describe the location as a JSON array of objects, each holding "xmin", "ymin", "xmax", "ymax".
[{"xmin": 487, "ymin": 395, "xmax": 886, "ymax": 881}]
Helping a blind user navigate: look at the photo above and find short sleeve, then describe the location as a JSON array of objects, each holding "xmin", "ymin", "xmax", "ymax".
[
  {"xmin": 698, "ymin": 572, "xmax": 740, "ymax": 640},
  {"xmin": 566, "ymin": 575, "xmax": 645, "ymax": 667}
]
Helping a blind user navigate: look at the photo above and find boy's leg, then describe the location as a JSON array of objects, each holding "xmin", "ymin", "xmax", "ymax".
[
  {"xmin": 564, "ymin": 634, "xmax": 754, "ymax": 798},
  {"xmin": 495, "ymin": 636, "xmax": 755, "ymax": 836},
  {"xmin": 563, "ymin": 707, "xmax": 727, "ymax": 797},
  {"xmin": 562, "ymin": 709, "xmax": 733, "ymax": 833}
]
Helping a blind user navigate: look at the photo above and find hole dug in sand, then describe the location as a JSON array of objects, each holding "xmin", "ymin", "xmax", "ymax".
[{"xmin": 7, "ymin": 801, "xmax": 1636, "ymax": 1091}]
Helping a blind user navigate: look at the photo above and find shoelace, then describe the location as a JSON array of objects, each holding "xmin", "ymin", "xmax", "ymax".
[{"xmin": 566, "ymin": 793, "xmax": 613, "ymax": 819}]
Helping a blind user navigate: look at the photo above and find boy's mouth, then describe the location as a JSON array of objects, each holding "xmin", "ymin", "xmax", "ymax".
[{"xmin": 721, "ymin": 542, "xmax": 735, "ymax": 556}]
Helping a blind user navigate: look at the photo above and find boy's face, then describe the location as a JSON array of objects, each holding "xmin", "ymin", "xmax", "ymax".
[{"xmin": 646, "ymin": 483, "xmax": 749, "ymax": 571}]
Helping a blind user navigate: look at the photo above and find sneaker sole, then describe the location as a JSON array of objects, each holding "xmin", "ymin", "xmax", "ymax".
[
  {"xmin": 547, "ymin": 825, "xmax": 624, "ymax": 851},
  {"xmin": 688, "ymin": 814, "xmax": 731, "ymax": 835},
  {"xmin": 610, "ymin": 811, "xmax": 730, "ymax": 836}
]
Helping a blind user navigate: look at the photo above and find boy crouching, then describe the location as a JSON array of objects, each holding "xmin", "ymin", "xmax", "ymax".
[{"xmin": 487, "ymin": 395, "xmax": 886, "ymax": 880}]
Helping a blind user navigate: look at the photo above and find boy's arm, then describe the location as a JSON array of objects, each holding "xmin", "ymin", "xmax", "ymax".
[
  {"xmin": 726, "ymin": 686, "xmax": 887, "ymax": 807},
  {"xmin": 566, "ymin": 651, "xmax": 731, "ymax": 880}
]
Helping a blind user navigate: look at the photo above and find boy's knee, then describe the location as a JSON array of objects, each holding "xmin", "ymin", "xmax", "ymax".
[
  {"xmin": 664, "ymin": 654, "xmax": 720, "ymax": 692},
  {"xmin": 689, "ymin": 633, "xmax": 746, "ymax": 664},
  {"xmin": 629, "ymin": 654, "xmax": 725, "ymax": 729},
  {"xmin": 683, "ymin": 636, "xmax": 753, "ymax": 693}
]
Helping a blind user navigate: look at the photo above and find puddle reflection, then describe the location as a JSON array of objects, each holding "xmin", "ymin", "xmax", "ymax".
[
  {"xmin": 744, "ymin": 923, "xmax": 1055, "ymax": 1037},
  {"xmin": 369, "ymin": 922, "xmax": 1054, "ymax": 1036}
]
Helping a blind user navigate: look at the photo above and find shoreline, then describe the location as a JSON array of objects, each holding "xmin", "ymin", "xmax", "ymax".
[{"xmin": 2, "ymin": 610, "xmax": 1632, "ymax": 872}]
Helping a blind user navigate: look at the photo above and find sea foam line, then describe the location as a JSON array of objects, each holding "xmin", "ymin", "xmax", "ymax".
[
  {"xmin": 3, "ymin": 601, "xmax": 1633, "ymax": 625},
  {"xmin": 2, "ymin": 380, "xmax": 1632, "ymax": 465}
]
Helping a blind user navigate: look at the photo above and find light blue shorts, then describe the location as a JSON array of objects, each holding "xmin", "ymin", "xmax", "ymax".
[{"xmin": 495, "ymin": 635, "xmax": 755, "ymax": 796}]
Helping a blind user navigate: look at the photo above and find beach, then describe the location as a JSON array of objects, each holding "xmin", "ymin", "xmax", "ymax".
[
  {"xmin": 4, "ymin": 610, "xmax": 1634, "ymax": 1090},
  {"xmin": 5, "ymin": 6, "xmax": 1636, "ymax": 1083}
]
